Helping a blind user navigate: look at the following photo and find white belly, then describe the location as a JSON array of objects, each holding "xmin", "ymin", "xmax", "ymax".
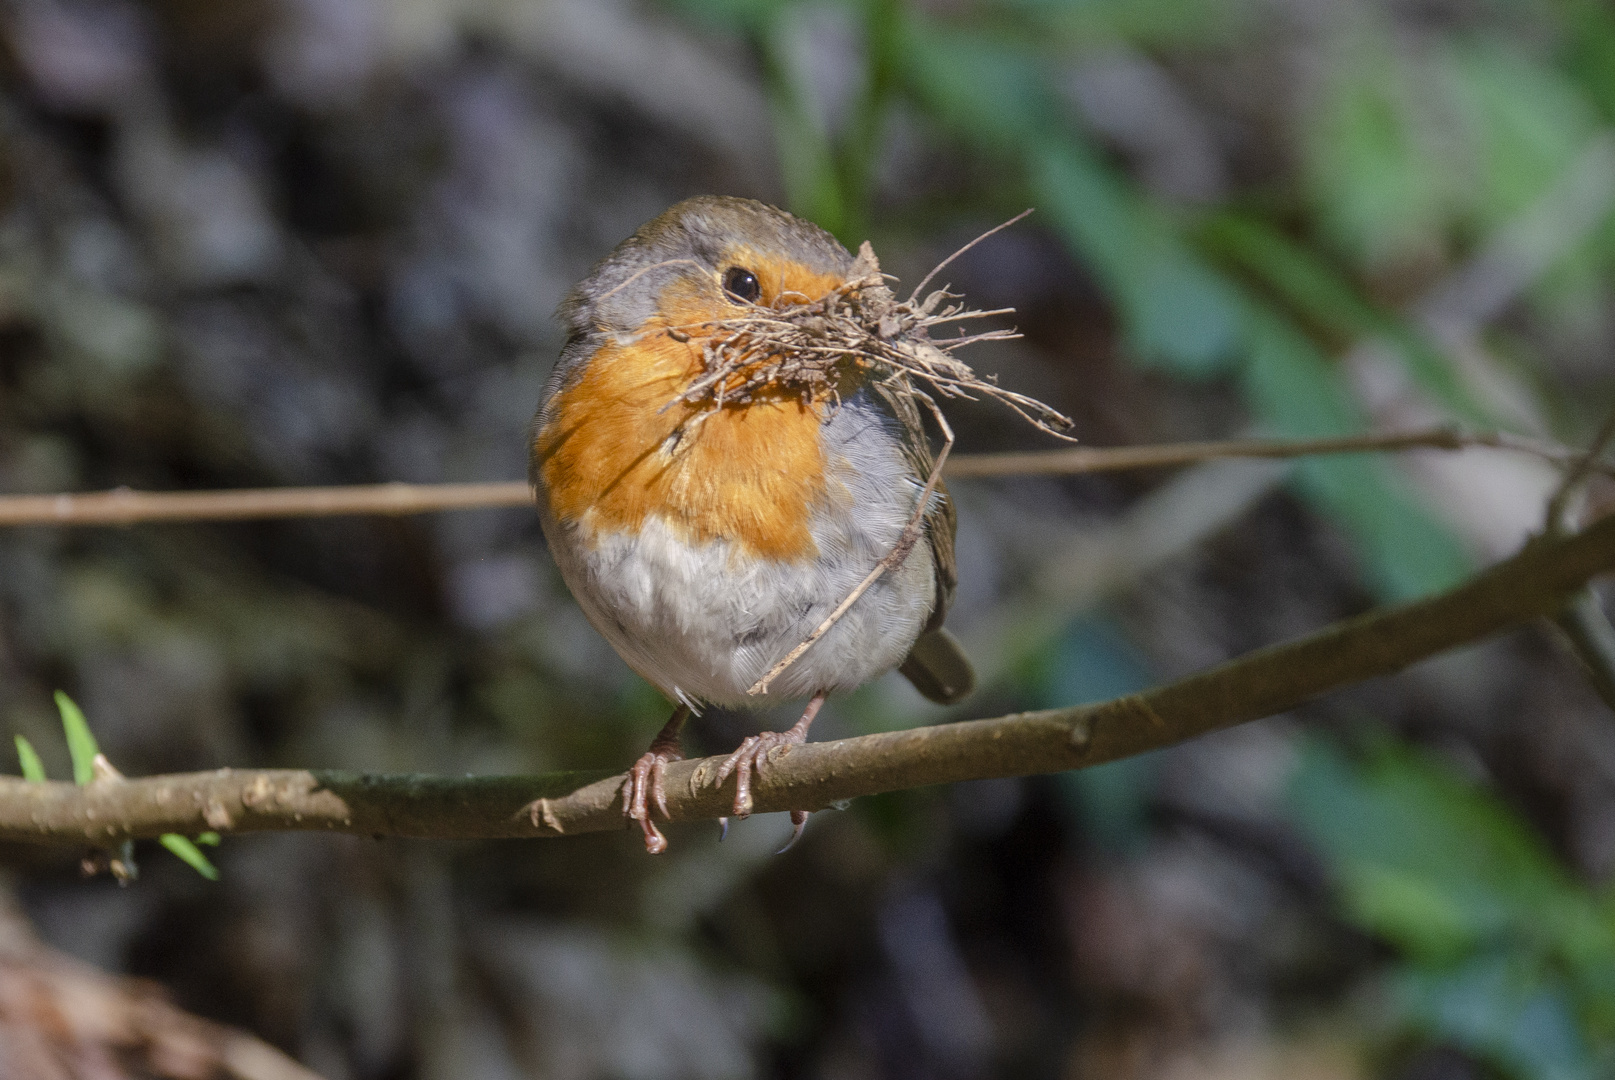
[{"xmin": 536, "ymin": 395, "xmax": 937, "ymax": 708}]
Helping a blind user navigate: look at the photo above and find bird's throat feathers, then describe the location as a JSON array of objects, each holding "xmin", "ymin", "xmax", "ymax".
[{"xmin": 536, "ymin": 261, "xmax": 855, "ymax": 563}]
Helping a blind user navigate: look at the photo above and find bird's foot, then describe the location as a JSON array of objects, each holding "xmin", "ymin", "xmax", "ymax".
[
  {"xmin": 622, "ymin": 705, "xmax": 691, "ymax": 855},
  {"xmin": 620, "ymin": 703, "xmax": 691, "ymax": 852},
  {"xmin": 713, "ymin": 693, "xmax": 825, "ymax": 827},
  {"xmin": 622, "ymin": 746, "xmax": 681, "ymax": 854},
  {"xmin": 714, "ymin": 728, "xmax": 804, "ymax": 819}
]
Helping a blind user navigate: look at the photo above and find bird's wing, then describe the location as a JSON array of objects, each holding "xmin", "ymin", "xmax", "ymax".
[
  {"xmin": 871, "ymin": 379, "xmax": 957, "ymax": 633},
  {"xmin": 871, "ymin": 379, "xmax": 974, "ymax": 704}
]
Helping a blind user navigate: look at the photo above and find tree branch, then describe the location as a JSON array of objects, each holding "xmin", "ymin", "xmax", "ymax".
[
  {"xmin": 3, "ymin": 510, "xmax": 1611, "ymax": 847},
  {"xmin": 1550, "ymin": 588, "xmax": 1615, "ymax": 713},
  {"xmin": 0, "ymin": 481, "xmax": 537, "ymax": 526},
  {"xmin": 0, "ymin": 428, "xmax": 1599, "ymax": 527},
  {"xmin": 941, "ymin": 428, "xmax": 1599, "ymax": 479}
]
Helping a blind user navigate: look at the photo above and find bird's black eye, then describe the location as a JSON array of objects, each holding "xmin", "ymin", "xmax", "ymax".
[{"xmin": 722, "ymin": 266, "xmax": 761, "ymax": 304}]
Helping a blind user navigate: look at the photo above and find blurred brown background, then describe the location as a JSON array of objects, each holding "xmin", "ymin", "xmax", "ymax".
[{"xmin": 1, "ymin": 1, "xmax": 1613, "ymax": 1078}]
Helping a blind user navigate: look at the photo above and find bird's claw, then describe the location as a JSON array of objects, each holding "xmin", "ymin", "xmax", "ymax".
[
  {"xmin": 714, "ymin": 729, "xmax": 803, "ymax": 818},
  {"xmin": 622, "ymin": 748, "xmax": 679, "ymax": 854},
  {"xmin": 777, "ymin": 810, "xmax": 809, "ymax": 854}
]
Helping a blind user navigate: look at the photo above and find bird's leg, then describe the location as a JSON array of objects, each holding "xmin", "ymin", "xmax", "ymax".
[
  {"xmin": 622, "ymin": 704, "xmax": 690, "ymax": 854},
  {"xmin": 714, "ymin": 693, "xmax": 825, "ymax": 837}
]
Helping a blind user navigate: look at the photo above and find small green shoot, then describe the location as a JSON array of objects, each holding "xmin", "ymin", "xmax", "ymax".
[
  {"xmin": 54, "ymin": 690, "xmax": 98, "ymax": 786},
  {"xmin": 159, "ymin": 834, "xmax": 220, "ymax": 880},
  {"xmin": 26, "ymin": 691, "xmax": 223, "ymax": 882},
  {"xmin": 14, "ymin": 735, "xmax": 45, "ymax": 782}
]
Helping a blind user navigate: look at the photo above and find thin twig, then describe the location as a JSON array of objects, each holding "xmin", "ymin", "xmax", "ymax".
[
  {"xmin": 663, "ymin": 232, "xmax": 1076, "ymax": 439},
  {"xmin": 748, "ymin": 396, "xmax": 954, "ymax": 696},
  {"xmin": 1545, "ymin": 404, "xmax": 1615, "ymax": 533},
  {"xmin": 1550, "ymin": 588, "xmax": 1615, "ymax": 713},
  {"xmin": 943, "ymin": 427, "xmax": 1603, "ymax": 478},
  {"xmin": 908, "ymin": 209, "xmax": 1035, "ymax": 303},
  {"xmin": 0, "ymin": 482, "xmax": 536, "ymax": 526},
  {"xmin": 0, "ymin": 428, "xmax": 1602, "ymax": 528},
  {"xmin": 1541, "ymin": 401, "xmax": 1615, "ymax": 713},
  {"xmin": 2, "ymin": 507, "xmax": 1611, "ymax": 845}
]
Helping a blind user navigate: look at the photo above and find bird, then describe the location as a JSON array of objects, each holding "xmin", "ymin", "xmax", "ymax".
[{"xmin": 529, "ymin": 195, "xmax": 974, "ymax": 853}]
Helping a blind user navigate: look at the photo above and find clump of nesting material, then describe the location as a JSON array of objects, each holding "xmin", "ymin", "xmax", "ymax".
[{"xmin": 662, "ymin": 238, "xmax": 1076, "ymax": 442}]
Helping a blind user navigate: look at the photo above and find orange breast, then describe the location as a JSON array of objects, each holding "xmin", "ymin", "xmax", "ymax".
[{"xmin": 535, "ymin": 256, "xmax": 848, "ymax": 563}]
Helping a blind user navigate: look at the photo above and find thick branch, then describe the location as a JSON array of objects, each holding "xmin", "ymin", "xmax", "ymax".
[
  {"xmin": 3, "ymin": 511, "xmax": 1612, "ymax": 846},
  {"xmin": 0, "ymin": 429, "xmax": 1599, "ymax": 527}
]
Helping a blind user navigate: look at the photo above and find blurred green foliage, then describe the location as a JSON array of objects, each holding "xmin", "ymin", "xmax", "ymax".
[
  {"xmin": 55, "ymin": 689, "xmax": 98, "ymax": 787},
  {"xmin": 655, "ymin": 0, "xmax": 1615, "ymax": 1072},
  {"xmin": 1290, "ymin": 738, "xmax": 1615, "ymax": 1080},
  {"xmin": 666, "ymin": 0, "xmax": 1615, "ymax": 604}
]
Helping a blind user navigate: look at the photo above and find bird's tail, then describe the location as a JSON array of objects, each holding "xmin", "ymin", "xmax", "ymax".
[{"xmin": 898, "ymin": 627, "xmax": 975, "ymax": 705}]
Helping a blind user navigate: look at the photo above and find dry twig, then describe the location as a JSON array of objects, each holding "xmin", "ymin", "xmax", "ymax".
[
  {"xmin": 749, "ymin": 394, "xmax": 954, "ymax": 695},
  {"xmin": 659, "ymin": 235, "xmax": 1073, "ymax": 439},
  {"xmin": 1544, "ymin": 402, "xmax": 1615, "ymax": 711},
  {"xmin": 945, "ymin": 427, "xmax": 1607, "ymax": 478},
  {"xmin": 0, "ymin": 429, "xmax": 1604, "ymax": 527},
  {"xmin": 0, "ymin": 481, "xmax": 534, "ymax": 526},
  {"xmin": 1546, "ymin": 405, "xmax": 1615, "ymax": 533}
]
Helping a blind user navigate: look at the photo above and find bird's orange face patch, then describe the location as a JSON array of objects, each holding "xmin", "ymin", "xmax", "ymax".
[
  {"xmin": 723, "ymin": 246, "xmax": 847, "ymax": 309},
  {"xmin": 535, "ymin": 254, "xmax": 849, "ymax": 562}
]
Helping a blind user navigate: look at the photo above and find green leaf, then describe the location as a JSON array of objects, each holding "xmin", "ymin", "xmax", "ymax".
[
  {"xmin": 1338, "ymin": 862, "xmax": 1500, "ymax": 963},
  {"xmin": 1240, "ymin": 310, "xmax": 1472, "ymax": 600},
  {"xmin": 14, "ymin": 736, "xmax": 45, "ymax": 783},
  {"xmin": 1287, "ymin": 738, "xmax": 1615, "ymax": 970},
  {"xmin": 1562, "ymin": 0, "xmax": 1615, "ymax": 124},
  {"xmin": 196, "ymin": 832, "xmax": 221, "ymax": 846},
  {"xmin": 1303, "ymin": 36, "xmax": 1453, "ymax": 271},
  {"xmin": 895, "ymin": 19, "xmax": 1058, "ymax": 148},
  {"xmin": 1446, "ymin": 43, "xmax": 1597, "ymax": 229},
  {"xmin": 54, "ymin": 691, "xmax": 98, "ymax": 787},
  {"xmin": 993, "ymin": 0, "xmax": 1243, "ymax": 49},
  {"xmin": 1197, "ymin": 213, "xmax": 1485, "ymax": 422},
  {"xmin": 894, "ymin": 15, "xmax": 1246, "ymax": 375},
  {"xmin": 1292, "ymin": 736, "xmax": 1615, "ymax": 1078},
  {"xmin": 1032, "ymin": 140, "xmax": 1244, "ymax": 375},
  {"xmin": 1394, "ymin": 955, "xmax": 1603, "ymax": 1080},
  {"xmin": 1199, "ymin": 213, "xmax": 1378, "ymax": 335},
  {"xmin": 159, "ymin": 834, "xmax": 220, "ymax": 881}
]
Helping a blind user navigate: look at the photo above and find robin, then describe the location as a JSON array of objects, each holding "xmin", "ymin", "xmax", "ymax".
[{"xmin": 530, "ymin": 196, "xmax": 974, "ymax": 853}]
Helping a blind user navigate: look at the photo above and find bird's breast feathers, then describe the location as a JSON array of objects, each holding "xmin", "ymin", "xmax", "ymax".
[
  {"xmin": 534, "ymin": 334, "xmax": 830, "ymax": 563},
  {"xmin": 533, "ymin": 257, "xmax": 855, "ymax": 564}
]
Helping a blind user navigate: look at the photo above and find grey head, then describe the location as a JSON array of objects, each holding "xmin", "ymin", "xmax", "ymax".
[{"xmin": 555, "ymin": 195, "xmax": 854, "ymax": 346}]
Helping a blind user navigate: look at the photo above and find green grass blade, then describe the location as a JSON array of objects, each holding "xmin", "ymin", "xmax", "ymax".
[
  {"xmin": 54, "ymin": 691, "xmax": 99, "ymax": 786},
  {"xmin": 14, "ymin": 736, "xmax": 45, "ymax": 782},
  {"xmin": 159, "ymin": 834, "xmax": 220, "ymax": 881},
  {"xmin": 196, "ymin": 832, "xmax": 220, "ymax": 846}
]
